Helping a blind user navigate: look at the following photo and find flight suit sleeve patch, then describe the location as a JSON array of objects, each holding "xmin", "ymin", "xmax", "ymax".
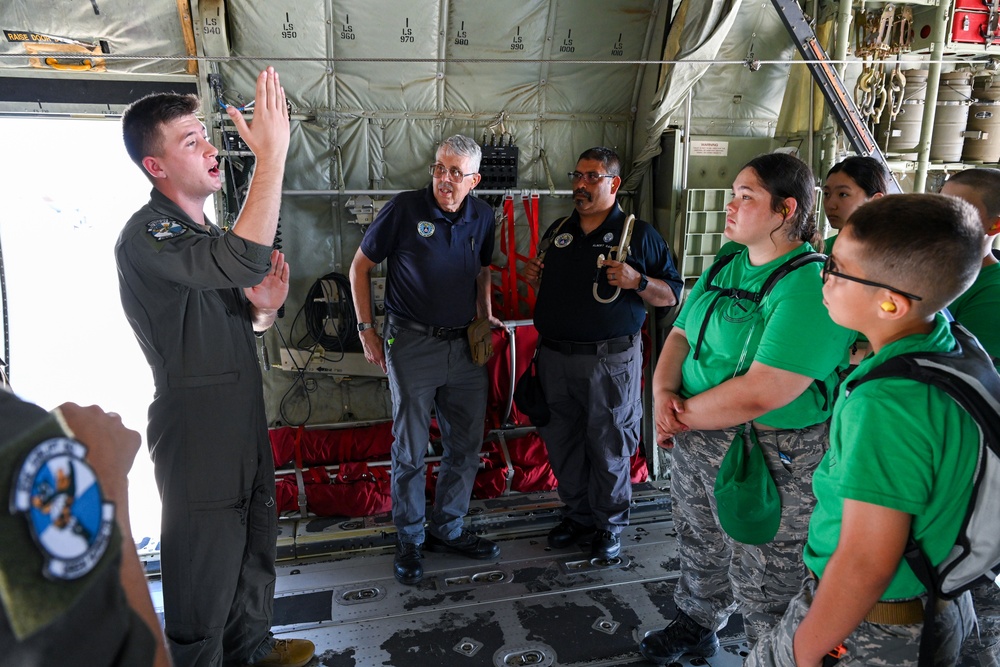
[
  {"xmin": 146, "ymin": 219, "xmax": 187, "ymax": 241},
  {"xmin": 10, "ymin": 437, "xmax": 115, "ymax": 582},
  {"xmin": 1, "ymin": 422, "xmax": 119, "ymax": 641}
]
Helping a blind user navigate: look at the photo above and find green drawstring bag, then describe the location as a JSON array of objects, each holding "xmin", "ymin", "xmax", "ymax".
[{"xmin": 713, "ymin": 423, "xmax": 781, "ymax": 545}]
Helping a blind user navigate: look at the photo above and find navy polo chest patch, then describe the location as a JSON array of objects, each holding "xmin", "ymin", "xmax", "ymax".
[
  {"xmin": 10, "ymin": 437, "xmax": 115, "ymax": 580},
  {"xmin": 417, "ymin": 221, "xmax": 435, "ymax": 238},
  {"xmin": 603, "ymin": 232, "xmax": 614, "ymax": 243},
  {"xmin": 147, "ymin": 219, "xmax": 187, "ymax": 241},
  {"xmin": 554, "ymin": 232, "xmax": 574, "ymax": 248}
]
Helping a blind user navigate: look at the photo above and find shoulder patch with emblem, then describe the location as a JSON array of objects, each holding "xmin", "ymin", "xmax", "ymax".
[
  {"xmin": 554, "ymin": 232, "xmax": 574, "ymax": 248},
  {"xmin": 10, "ymin": 437, "xmax": 115, "ymax": 580},
  {"xmin": 146, "ymin": 219, "xmax": 187, "ymax": 241},
  {"xmin": 417, "ymin": 221, "xmax": 435, "ymax": 238}
]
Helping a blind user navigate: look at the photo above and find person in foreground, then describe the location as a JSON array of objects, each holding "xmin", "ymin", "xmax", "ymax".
[
  {"xmin": 523, "ymin": 146, "xmax": 682, "ymax": 560},
  {"xmin": 938, "ymin": 168, "xmax": 1000, "ymax": 666},
  {"xmin": 640, "ymin": 153, "xmax": 851, "ymax": 665},
  {"xmin": 0, "ymin": 389, "xmax": 170, "ymax": 666},
  {"xmin": 746, "ymin": 193, "xmax": 981, "ymax": 667},
  {"xmin": 350, "ymin": 135, "xmax": 501, "ymax": 586},
  {"xmin": 115, "ymin": 67, "xmax": 313, "ymax": 666}
]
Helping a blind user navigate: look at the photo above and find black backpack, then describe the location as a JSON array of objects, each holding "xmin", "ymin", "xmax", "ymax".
[{"xmin": 845, "ymin": 321, "xmax": 1000, "ymax": 667}]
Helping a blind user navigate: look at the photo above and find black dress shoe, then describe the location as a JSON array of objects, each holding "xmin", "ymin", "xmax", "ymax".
[
  {"xmin": 394, "ymin": 540, "xmax": 423, "ymax": 585},
  {"xmin": 590, "ymin": 529, "xmax": 621, "ymax": 559},
  {"xmin": 639, "ymin": 610, "xmax": 720, "ymax": 665},
  {"xmin": 547, "ymin": 517, "xmax": 596, "ymax": 548},
  {"xmin": 424, "ymin": 529, "xmax": 500, "ymax": 559}
]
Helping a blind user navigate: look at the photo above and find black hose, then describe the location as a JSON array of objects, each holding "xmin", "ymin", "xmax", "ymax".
[{"xmin": 303, "ymin": 272, "xmax": 358, "ymax": 352}]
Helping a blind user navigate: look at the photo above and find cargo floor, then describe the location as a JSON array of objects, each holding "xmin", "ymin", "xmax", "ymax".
[{"xmin": 150, "ymin": 484, "xmax": 751, "ymax": 666}]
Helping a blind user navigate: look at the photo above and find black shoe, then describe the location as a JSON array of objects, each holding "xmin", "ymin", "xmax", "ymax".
[
  {"xmin": 639, "ymin": 610, "xmax": 720, "ymax": 665},
  {"xmin": 394, "ymin": 540, "xmax": 423, "ymax": 585},
  {"xmin": 547, "ymin": 517, "xmax": 596, "ymax": 549},
  {"xmin": 590, "ymin": 529, "xmax": 621, "ymax": 559},
  {"xmin": 425, "ymin": 529, "xmax": 500, "ymax": 559}
]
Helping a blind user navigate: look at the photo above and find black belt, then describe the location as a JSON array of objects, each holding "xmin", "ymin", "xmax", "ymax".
[
  {"xmin": 387, "ymin": 314, "xmax": 469, "ymax": 340},
  {"xmin": 541, "ymin": 335, "xmax": 634, "ymax": 355}
]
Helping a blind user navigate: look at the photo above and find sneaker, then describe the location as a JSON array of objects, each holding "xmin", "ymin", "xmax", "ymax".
[
  {"xmin": 251, "ymin": 638, "xmax": 315, "ymax": 667},
  {"xmin": 639, "ymin": 610, "xmax": 719, "ymax": 665},
  {"xmin": 590, "ymin": 529, "xmax": 621, "ymax": 559},
  {"xmin": 547, "ymin": 517, "xmax": 596, "ymax": 549},
  {"xmin": 394, "ymin": 540, "xmax": 423, "ymax": 585},
  {"xmin": 424, "ymin": 529, "xmax": 500, "ymax": 559}
]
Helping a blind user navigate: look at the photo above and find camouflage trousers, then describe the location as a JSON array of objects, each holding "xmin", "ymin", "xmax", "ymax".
[
  {"xmin": 670, "ymin": 422, "xmax": 828, "ymax": 644},
  {"xmin": 748, "ymin": 577, "xmax": 975, "ymax": 667},
  {"xmin": 960, "ymin": 583, "xmax": 1000, "ymax": 667}
]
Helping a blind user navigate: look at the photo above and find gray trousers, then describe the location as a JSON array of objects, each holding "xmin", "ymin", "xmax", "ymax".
[
  {"xmin": 748, "ymin": 577, "xmax": 975, "ymax": 667},
  {"xmin": 671, "ymin": 422, "xmax": 827, "ymax": 644},
  {"xmin": 961, "ymin": 583, "xmax": 1000, "ymax": 666},
  {"xmin": 536, "ymin": 339, "xmax": 641, "ymax": 532},
  {"xmin": 385, "ymin": 322, "xmax": 488, "ymax": 544}
]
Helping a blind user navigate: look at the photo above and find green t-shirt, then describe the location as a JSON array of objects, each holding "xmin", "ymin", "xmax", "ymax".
[
  {"xmin": 674, "ymin": 244, "xmax": 852, "ymax": 428},
  {"xmin": 803, "ymin": 314, "xmax": 979, "ymax": 598},
  {"xmin": 949, "ymin": 261, "xmax": 1000, "ymax": 368},
  {"xmin": 823, "ymin": 232, "xmax": 837, "ymax": 255}
]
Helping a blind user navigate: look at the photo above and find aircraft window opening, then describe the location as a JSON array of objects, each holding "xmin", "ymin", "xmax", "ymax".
[{"xmin": 0, "ymin": 116, "xmax": 183, "ymax": 545}]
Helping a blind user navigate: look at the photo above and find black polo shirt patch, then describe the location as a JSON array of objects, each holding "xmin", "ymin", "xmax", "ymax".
[
  {"xmin": 10, "ymin": 437, "xmax": 114, "ymax": 581},
  {"xmin": 146, "ymin": 219, "xmax": 187, "ymax": 241},
  {"xmin": 554, "ymin": 232, "xmax": 574, "ymax": 248}
]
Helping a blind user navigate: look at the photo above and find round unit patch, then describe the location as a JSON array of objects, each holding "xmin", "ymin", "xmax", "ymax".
[
  {"xmin": 553, "ymin": 232, "xmax": 574, "ymax": 248},
  {"xmin": 147, "ymin": 219, "xmax": 187, "ymax": 241},
  {"xmin": 603, "ymin": 232, "xmax": 614, "ymax": 243},
  {"xmin": 417, "ymin": 221, "xmax": 436, "ymax": 238},
  {"xmin": 10, "ymin": 437, "xmax": 115, "ymax": 580}
]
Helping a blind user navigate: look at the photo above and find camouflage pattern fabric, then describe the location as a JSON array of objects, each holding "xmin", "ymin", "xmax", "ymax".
[
  {"xmin": 748, "ymin": 577, "xmax": 975, "ymax": 667},
  {"xmin": 960, "ymin": 583, "xmax": 1000, "ymax": 667},
  {"xmin": 670, "ymin": 421, "xmax": 828, "ymax": 644}
]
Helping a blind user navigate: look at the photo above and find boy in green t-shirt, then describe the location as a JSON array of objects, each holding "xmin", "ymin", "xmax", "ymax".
[
  {"xmin": 747, "ymin": 193, "xmax": 984, "ymax": 667},
  {"xmin": 940, "ymin": 168, "xmax": 1000, "ymax": 367},
  {"xmin": 940, "ymin": 168, "xmax": 1000, "ymax": 665}
]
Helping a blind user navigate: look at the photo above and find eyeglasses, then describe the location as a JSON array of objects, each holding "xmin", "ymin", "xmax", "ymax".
[
  {"xmin": 568, "ymin": 171, "xmax": 616, "ymax": 184},
  {"xmin": 429, "ymin": 163, "xmax": 476, "ymax": 182},
  {"xmin": 822, "ymin": 256, "xmax": 923, "ymax": 301}
]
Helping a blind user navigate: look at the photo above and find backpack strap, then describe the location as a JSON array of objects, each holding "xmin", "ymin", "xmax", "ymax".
[{"xmin": 691, "ymin": 251, "xmax": 825, "ymax": 361}]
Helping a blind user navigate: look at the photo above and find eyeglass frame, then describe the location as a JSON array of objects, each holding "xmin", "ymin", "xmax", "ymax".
[
  {"xmin": 568, "ymin": 171, "xmax": 617, "ymax": 184},
  {"xmin": 428, "ymin": 163, "xmax": 477, "ymax": 182},
  {"xmin": 821, "ymin": 256, "xmax": 923, "ymax": 301}
]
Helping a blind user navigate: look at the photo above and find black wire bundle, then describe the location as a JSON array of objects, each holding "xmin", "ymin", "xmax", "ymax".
[{"xmin": 303, "ymin": 272, "xmax": 358, "ymax": 352}]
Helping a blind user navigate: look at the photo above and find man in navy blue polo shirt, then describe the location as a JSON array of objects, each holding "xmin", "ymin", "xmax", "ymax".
[
  {"xmin": 350, "ymin": 135, "xmax": 501, "ymax": 585},
  {"xmin": 524, "ymin": 146, "xmax": 683, "ymax": 560}
]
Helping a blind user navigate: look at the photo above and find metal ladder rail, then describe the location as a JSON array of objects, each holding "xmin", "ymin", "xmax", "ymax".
[{"xmin": 770, "ymin": 0, "xmax": 904, "ymax": 195}]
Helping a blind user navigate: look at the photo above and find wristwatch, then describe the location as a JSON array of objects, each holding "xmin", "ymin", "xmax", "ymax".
[
  {"xmin": 636, "ymin": 275, "xmax": 649, "ymax": 293},
  {"xmin": 357, "ymin": 322, "xmax": 376, "ymax": 332}
]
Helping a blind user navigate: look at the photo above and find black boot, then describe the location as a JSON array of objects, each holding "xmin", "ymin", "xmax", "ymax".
[
  {"xmin": 639, "ymin": 610, "xmax": 719, "ymax": 665},
  {"xmin": 393, "ymin": 540, "xmax": 423, "ymax": 585}
]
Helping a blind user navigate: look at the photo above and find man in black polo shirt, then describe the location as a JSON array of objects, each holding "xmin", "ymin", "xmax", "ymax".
[
  {"xmin": 524, "ymin": 146, "xmax": 682, "ymax": 559},
  {"xmin": 350, "ymin": 134, "xmax": 501, "ymax": 585}
]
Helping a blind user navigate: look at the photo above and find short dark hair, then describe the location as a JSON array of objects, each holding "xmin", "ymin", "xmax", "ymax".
[
  {"xmin": 578, "ymin": 147, "xmax": 622, "ymax": 177},
  {"xmin": 846, "ymin": 193, "xmax": 982, "ymax": 312},
  {"xmin": 742, "ymin": 152, "xmax": 821, "ymax": 249},
  {"xmin": 826, "ymin": 156, "xmax": 890, "ymax": 197},
  {"xmin": 121, "ymin": 92, "xmax": 200, "ymax": 175},
  {"xmin": 945, "ymin": 167, "xmax": 1000, "ymax": 220}
]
